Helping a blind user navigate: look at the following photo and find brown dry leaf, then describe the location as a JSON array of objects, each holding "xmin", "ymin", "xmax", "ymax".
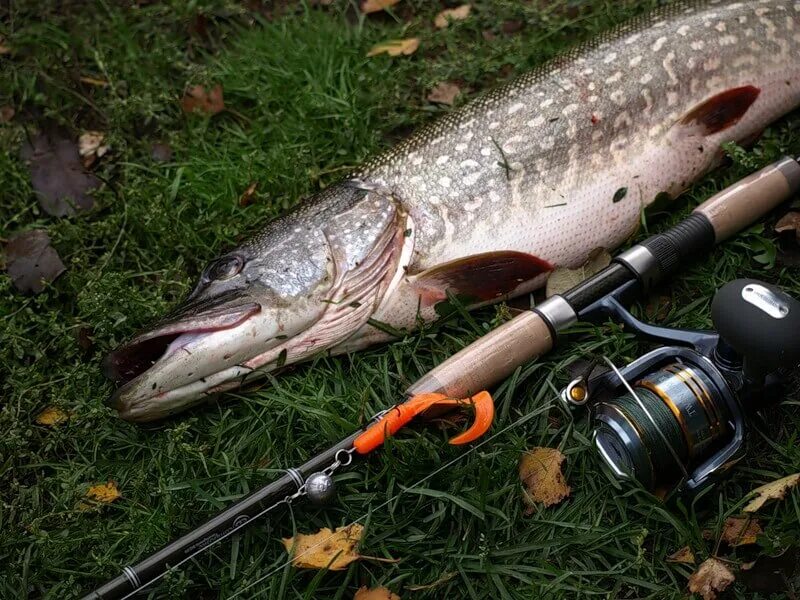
[
  {"xmin": 721, "ymin": 516, "xmax": 762, "ymax": 546},
  {"xmin": 546, "ymin": 248, "xmax": 611, "ymax": 297},
  {"xmin": 5, "ymin": 230, "xmax": 67, "ymax": 294},
  {"xmin": 434, "ymin": 4, "xmax": 471, "ymax": 28},
  {"xmin": 0, "ymin": 105, "xmax": 14, "ymax": 123},
  {"xmin": 181, "ymin": 84, "xmax": 225, "ymax": 115},
  {"xmin": 80, "ymin": 481, "xmax": 122, "ymax": 510},
  {"xmin": 282, "ymin": 524, "xmax": 363, "ymax": 570},
  {"xmin": 688, "ymin": 557, "xmax": 735, "ymax": 600},
  {"xmin": 519, "ymin": 447, "xmax": 571, "ymax": 511},
  {"xmin": 666, "ymin": 546, "xmax": 696, "ymax": 565},
  {"xmin": 78, "ymin": 131, "xmax": 109, "ymax": 168},
  {"xmin": 35, "ymin": 406, "xmax": 70, "ymax": 427},
  {"xmin": 354, "ymin": 586, "xmax": 400, "ymax": 600},
  {"xmin": 0, "ymin": 37, "xmax": 10, "ymax": 55},
  {"xmin": 775, "ymin": 212, "xmax": 800, "ymax": 242},
  {"xmin": 427, "ymin": 82, "xmax": 461, "ymax": 106},
  {"xmin": 743, "ymin": 473, "xmax": 800, "ymax": 513},
  {"xmin": 367, "ymin": 38, "xmax": 419, "ymax": 57},
  {"xmin": 239, "ymin": 182, "xmax": 258, "ymax": 207},
  {"xmin": 361, "ymin": 0, "xmax": 400, "ymax": 14}
]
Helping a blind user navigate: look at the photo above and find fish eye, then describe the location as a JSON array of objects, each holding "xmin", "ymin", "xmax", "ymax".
[{"xmin": 206, "ymin": 255, "xmax": 243, "ymax": 281}]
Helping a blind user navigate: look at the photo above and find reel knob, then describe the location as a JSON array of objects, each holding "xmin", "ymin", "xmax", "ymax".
[{"xmin": 711, "ymin": 279, "xmax": 800, "ymax": 379}]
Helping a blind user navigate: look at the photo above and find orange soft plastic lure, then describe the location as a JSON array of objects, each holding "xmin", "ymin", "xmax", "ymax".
[{"xmin": 353, "ymin": 391, "xmax": 494, "ymax": 455}]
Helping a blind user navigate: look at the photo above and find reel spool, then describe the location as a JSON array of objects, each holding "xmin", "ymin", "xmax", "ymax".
[{"xmin": 563, "ymin": 279, "xmax": 800, "ymax": 494}]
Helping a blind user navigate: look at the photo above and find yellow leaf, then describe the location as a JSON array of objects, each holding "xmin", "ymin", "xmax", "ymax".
[
  {"xmin": 354, "ymin": 586, "xmax": 400, "ymax": 600},
  {"xmin": 361, "ymin": 0, "xmax": 400, "ymax": 14},
  {"xmin": 545, "ymin": 248, "xmax": 611, "ymax": 297},
  {"xmin": 79, "ymin": 76, "xmax": 110, "ymax": 87},
  {"xmin": 427, "ymin": 82, "xmax": 461, "ymax": 106},
  {"xmin": 35, "ymin": 406, "xmax": 69, "ymax": 427},
  {"xmin": 688, "ymin": 557, "xmax": 735, "ymax": 600},
  {"xmin": 743, "ymin": 473, "xmax": 800, "ymax": 513},
  {"xmin": 775, "ymin": 211, "xmax": 800, "ymax": 242},
  {"xmin": 367, "ymin": 38, "xmax": 419, "ymax": 57},
  {"xmin": 282, "ymin": 524, "xmax": 363, "ymax": 570},
  {"xmin": 666, "ymin": 546, "xmax": 696, "ymax": 565},
  {"xmin": 721, "ymin": 515, "xmax": 761, "ymax": 546},
  {"xmin": 519, "ymin": 447, "xmax": 571, "ymax": 510},
  {"xmin": 434, "ymin": 4, "xmax": 471, "ymax": 29},
  {"xmin": 85, "ymin": 481, "xmax": 122, "ymax": 508}
]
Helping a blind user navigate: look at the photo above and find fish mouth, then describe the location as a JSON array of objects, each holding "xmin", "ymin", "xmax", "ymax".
[{"xmin": 104, "ymin": 300, "xmax": 261, "ymax": 409}]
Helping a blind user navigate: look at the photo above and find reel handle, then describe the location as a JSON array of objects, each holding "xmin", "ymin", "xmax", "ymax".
[{"xmin": 711, "ymin": 279, "xmax": 800, "ymax": 379}]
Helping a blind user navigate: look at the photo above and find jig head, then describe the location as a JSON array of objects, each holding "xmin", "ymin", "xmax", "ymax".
[{"xmin": 353, "ymin": 391, "xmax": 495, "ymax": 454}]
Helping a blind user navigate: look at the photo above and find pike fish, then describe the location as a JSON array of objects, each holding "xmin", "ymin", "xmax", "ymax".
[{"xmin": 106, "ymin": 0, "xmax": 800, "ymax": 421}]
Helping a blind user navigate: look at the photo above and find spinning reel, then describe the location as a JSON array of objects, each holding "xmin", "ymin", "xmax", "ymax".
[{"xmin": 561, "ymin": 279, "xmax": 800, "ymax": 495}]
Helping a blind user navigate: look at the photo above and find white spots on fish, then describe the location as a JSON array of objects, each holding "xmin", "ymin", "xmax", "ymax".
[
  {"xmin": 581, "ymin": 67, "xmax": 594, "ymax": 76},
  {"xmin": 733, "ymin": 54, "xmax": 757, "ymax": 68},
  {"xmin": 629, "ymin": 55, "xmax": 643, "ymax": 68},
  {"xmin": 587, "ymin": 81, "xmax": 596, "ymax": 91},
  {"xmin": 639, "ymin": 73, "xmax": 653, "ymax": 85},
  {"xmin": 462, "ymin": 172, "xmax": 482, "ymax": 187},
  {"xmin": 651, "ymin": 36, "xmax": 667, "ymax": 52},
  {"xmin": 663, "ymin": 52, "xmax": 678, "ymax": 85},
  {"xmin": 591, "ymin": 129, "xmax": 604, "ymax": 142},
  {"xmin": 743, "ymin": 27, "xmax": 755, "ymax": 37},
  {"xmin": 677, "ymin": 24, "xmax": 691, "ymax": 36},
  {"xmin": 715, "ymin": 21, "xmax": 727, "ymax": 32},
  {"xmin": 588, "ymin": 95, "xmax": 599, "ymax": 103},
  {"xmin": 409, "ymin": 175, "xmax": 423, "ymax": 184},
  {"xmin": 489, "ymin": 121, "xmax": 500, "ymax": 130},
  {"xmin": 458, "ymin": 118, "xmax": 475, "ymax": 130},
  {"xmin": 527, "ymin": 115, "xmax": 545, "ymax": 128},
  {"xmin": 788, "ymin": 16, "xmax": 796, "ymax": 31},
  {"xmin": 703, "ymin": 56, "xmax": 721, "ymax": 71},
  {"xmin": 691, "ymin": 39, "xmax": 705, "ymax": 50},
  {"xmin": 605, "ymin": 71, "xmax": 623, "ymax": 84},
  {"xmin": 455, "ymin": 143, "xmax": 468, "ymax": 152},
  {"xmin": 652, "ymin": 20, "xmax": 666, "ymax": 28},
  {"xmin": 488, "ymin": 190, "xmax": 500, "ymax": 203},
  {"xmin": 610, "ymin": 90, "xmax": 626, "ymax": 106},
  {"xmin": 667, "ymin": 91, "xmax": 679, "ymax": 107},
  {"xmin": 718, "ymin": 34, "xmax": 738, "ymax": 46},
  {"xmin": 540, "ymin": 98, "xmax": 554, "ymax": 109},
  {"xmin": 436, "ymin": 155, "xmax": 449, "ymax": 165},
  {"xmin": 429, "ymin": 195, "xmax": 441, "ymax": 206},
  {"xmin": 412, "ymin": 155, "xmax": 423, "ymax": 166},
  {"xmin": 705, "ymin": 75, "xmax": 725, "ymax": 90},
  {"xmin": 738, "ymin": 15, "xmax": 748, "ymax": 24},
  {"xmin": 463, "ymin": 197, "xmax": 483, "ymax": 212},
  {"xmin": 460, "ymin": 158, "xmax": 480, "ymax": 169},
  {"xmin": 463, "ymin": 131, "xmax": 474, "ymax": 141},
  {"xmin": 508, "ymin": 102, "xmax": 525, "ymax": 115},
  {"xmin": 539, "ymin": 136, "xmax": 555, "ymax": 151},
  {"xmin": 686, "ymin": 55, "xmax": 698, "ymax": 70},
  {"xmin": 613, "ymin": 111, "xmax": 632, "ymax": 131},
  {"xmin": 625, "ymin": 32, "xmax": 641, "ymax": 44},
  {"xmin": 603, "ymin": 52, "xmax": 618, "ymax": 64},
  {"xmin": 480, "ymin": 147, "xmax": 492, "ymax": 156},
  {"xmin": 648, "ymin": 123, "xmax": 663, "ymax": 138},
  {"xmin": 755, "ymin": 6, "xmax": 771, "ymax": 17},
  {"xmin": 795, "ymin": 2, "xmax": 800, "ymax": 12},
  {"xmin": 562, "ymin": 103, "xmax": 579, "ymax": 116},
  {"xmin": 439, "ymin": 176, "xmax": 451, "ymax": 188}
]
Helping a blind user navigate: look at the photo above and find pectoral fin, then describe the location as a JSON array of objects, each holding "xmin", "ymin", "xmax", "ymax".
[
  {"xmin": 679, "ymin": 86, "xmax": 761, "ymax": 135},
  {"xmin": 409, "ymin": 251, "xmax": 553, "ymax": 307}
]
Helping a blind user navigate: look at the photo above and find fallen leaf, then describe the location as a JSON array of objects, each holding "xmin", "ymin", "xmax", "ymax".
[
  {"xmin": 501, "ymin": 19, "xmax": 524, "ymax": 35},
  {"xmin": 775, "ymin": 212, "xmax": 800, "ymax": 242},
  {"xmin": 519, "ymin": 447, "xmax": 571, "ymax": 510},
  {"xmin": 361, "ymin": 0, "xmax": 400, "ymax": 14},
  {"xmin": 354, "ymin": 586, "xmax": 400, "ymax": 600},
  {"xmin": 181, "ymin": 84, "xmax": 225, "ymax": 115},
  {"xmin": 427, "ymin": 82, "xmax": 461, "ymax": 105},
  {"xmin": 667, "ymin": 546, "xmax": 696, "ymax": 565},
  {"xmin": 546, "ymin": 248, "xmax": 611, "ymax": 297},
  {"xmin": 367, "ymin": 38, "xmax": 419, "ymax": 57},
  {"xmin": 688, "ymin": 557, "xmax": 735, "ymax": 600},
  {"xmin": 21, "ymin": 131, "xmax": 101, "ymax": 216},
  {"xmin": 282, "ymin": 524, "xmax": 363, "ymax": 570},
  {"xmin": 79, "ymin": 481, "xmax": 121, "ymax": 510},
  {"xmin": 5, "ymin": 230, "xmax": 66, "ymax": 294},
  {"xmin": 239, "ymin": 181, "xmax": 258, "ymax": 207},
  {"xmin": 744, "ymin": 473, "xmax": 800, "ymax": 513},
  {"xmin": 0, "ymin": 105, "xmax": 14, "ymax": 122},
  {"xmin": 434, "ymin": 4, "xmax": 471, "ymax": 28},
  {"xmin": 35, "ymin": 406, "xmax": 70, "ymax": 427},
  {"xmin": 78, "ymin": 131, "xmax": 109, "ymax": 168},
  {"xmin": 721, "ymin": 516, "xmax": 762, "ymax": 546},
  {"xmin": 150, "ymin": 142, "xmax": 173, "ymax": 163},
  {"xmin": 0, "ymin": 37, "xmax": 10, "ymax": 54}
]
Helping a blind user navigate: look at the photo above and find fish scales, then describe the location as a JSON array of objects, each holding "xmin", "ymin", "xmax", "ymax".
[{"xmin": 106, "ymin": 0, "xmax": 800, "ymax": 421}]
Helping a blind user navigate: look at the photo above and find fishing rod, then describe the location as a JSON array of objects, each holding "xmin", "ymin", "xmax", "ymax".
[{"xmin": 84, "ymin": 156, "xmax": 800, "ymax": 599}]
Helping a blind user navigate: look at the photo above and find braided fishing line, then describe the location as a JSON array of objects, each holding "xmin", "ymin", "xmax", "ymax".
[{"xmin": 226, "ymin": 395, "xmax": 557, "ymax": 600}]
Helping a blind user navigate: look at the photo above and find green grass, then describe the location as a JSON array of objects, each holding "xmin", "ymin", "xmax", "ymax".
[{"xmin": 2, "ymin": 1, "xmax": 800, "ymax": 598}]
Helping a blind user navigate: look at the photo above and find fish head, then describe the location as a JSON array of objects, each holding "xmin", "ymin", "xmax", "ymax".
[{"xmin": 104, "ymin": 184, "xmax": 405, "ymax": 422}]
